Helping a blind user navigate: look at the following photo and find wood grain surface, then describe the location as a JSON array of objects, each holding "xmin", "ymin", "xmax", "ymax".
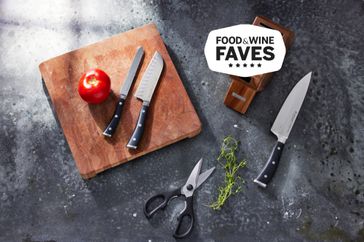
[
  {"xmin": 39, "ymin": 23, "xmax": 201, "ymax": 179},
  {"xmin": 224, "ymin": 16, "xmax": 294, "ymax": 114}
]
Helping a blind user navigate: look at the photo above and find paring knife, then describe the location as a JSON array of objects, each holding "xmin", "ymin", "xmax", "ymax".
[
  {"xmin": 127, "ymin": 51, "xmax": 164, "ymax": 149},
  {"xmin": 103, "ymin": 47, "xmax": 144, "ymax": 137},
  {"xmin": 254, "ymin": 72, "xmax": 312, "ymax": 188}
]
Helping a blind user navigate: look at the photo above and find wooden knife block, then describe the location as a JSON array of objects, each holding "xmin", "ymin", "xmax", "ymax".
[{"xmin": 224, "ymin": 16, "xmax": 294, "ymax": 113}]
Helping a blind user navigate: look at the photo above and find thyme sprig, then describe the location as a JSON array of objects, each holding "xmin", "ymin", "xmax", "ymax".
[{"xmin": 210, "ymin": 136, "xmax": 246, "ymax": 210}]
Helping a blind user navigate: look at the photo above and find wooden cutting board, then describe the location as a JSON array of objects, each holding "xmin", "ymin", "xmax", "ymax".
[{"xmin": 39, "ymin": 23, "xmax": 201, "ymax": 179}]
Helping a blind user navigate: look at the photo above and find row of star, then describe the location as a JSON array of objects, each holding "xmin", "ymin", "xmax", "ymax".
[{"xmin": 228, "ymin": 63, "xmax": 262, "ymax": 67}]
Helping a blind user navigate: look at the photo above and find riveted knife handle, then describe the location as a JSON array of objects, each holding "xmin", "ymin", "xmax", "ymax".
[
  {"xmin": 254, "ymin": 141, "xmax": 284, "ymax": 188},
  {"xmin": 127, "ymin": 104, "xmax": 148, "ymax": 149},
  {"xmin": 103, "ymin": 97, "xmax": 126, "ymax": 137}
]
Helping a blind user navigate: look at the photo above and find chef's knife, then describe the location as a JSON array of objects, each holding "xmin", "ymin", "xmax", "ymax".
[
  {"xmin": 127, "ymin": 51, "xmax": 164, "ymax": 149},
  {"xmin": 103, "ymin": 46, "xmax": 144, "ymax": 137},
  {"xmin": 254, "ymin": 72, "xmax": 312, "ymax": 188}
]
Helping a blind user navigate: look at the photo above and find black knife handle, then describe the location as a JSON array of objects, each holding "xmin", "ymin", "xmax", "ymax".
[
  {"xmin": 103, "ymin": 97, "xmax": 126, "ymax": 137},
  {"xmin": 127, "ymin": 104, "xmax": 148, "ymax": 149},
  {"xmin": 254, "ymin": 141, "xmax": 284, "ymax": 188}
]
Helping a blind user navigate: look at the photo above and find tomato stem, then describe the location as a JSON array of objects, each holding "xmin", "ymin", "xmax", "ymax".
[{"xmin": 88, "ymin": 77, "xmax": 99, "ymax": 86}]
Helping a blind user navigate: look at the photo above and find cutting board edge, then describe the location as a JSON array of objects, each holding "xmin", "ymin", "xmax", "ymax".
[
  {"xmin": 80, "ymin": 124, "xmax": 202, "ymax": 179},
  {"xmin": 42, "ymin": 71, "xmax": 202, "ymax": 180},
  {"xmin": 41, "ymin": 77, "xmax": 98, "ymax": 178},
  {"xmin": 39, "ymin": 23, "xmax": 203, "ymax": 180}
]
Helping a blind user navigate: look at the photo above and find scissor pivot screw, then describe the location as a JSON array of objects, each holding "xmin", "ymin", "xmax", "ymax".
[{"xmin": 187, "ymin": 184, "xmax": 193, "ymax": 191}]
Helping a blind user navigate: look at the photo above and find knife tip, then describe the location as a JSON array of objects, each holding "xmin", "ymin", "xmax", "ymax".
[{"xmin": 306, "ymin": 71, "xmax": 313, "ymax": 79}]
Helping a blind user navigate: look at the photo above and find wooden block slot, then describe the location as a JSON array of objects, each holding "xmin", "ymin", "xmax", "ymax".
[{"xmin": 224, "ymin": 16, "xmax": 294, "ymax": 114}]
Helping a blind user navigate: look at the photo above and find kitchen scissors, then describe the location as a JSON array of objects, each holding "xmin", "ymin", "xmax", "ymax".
[{"xmin": 143, "ymin": 158, "xmax": 215, "ymax": 239}]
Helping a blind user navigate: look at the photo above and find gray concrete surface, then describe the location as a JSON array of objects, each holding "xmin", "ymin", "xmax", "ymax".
[{"xmin": 1, "ymin": 0, "xmax": 364, "ymax": 241}]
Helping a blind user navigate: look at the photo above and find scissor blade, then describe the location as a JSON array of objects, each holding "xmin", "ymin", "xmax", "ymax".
[
  {"xmin": 184, "ymin": 158, "xmax": 203, "ymax": 188},
  {"xmin": 196, "ymin": 167, "xmax": 215, "ymax": 189}
]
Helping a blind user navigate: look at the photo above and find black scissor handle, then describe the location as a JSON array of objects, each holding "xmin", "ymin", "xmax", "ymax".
[
  {"xmin": 144, "ymin": 188, "xmax": 181, "ymax": 218},
  {"xmin": 173, "ymin": 196, "xmax": 194, "ymax": 239}
]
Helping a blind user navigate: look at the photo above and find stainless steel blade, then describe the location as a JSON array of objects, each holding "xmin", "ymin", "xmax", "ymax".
[
  {"xmin": 181, "ymin": 158, "xmax": 203, "ymax": 197},
  {"xmin": 196, "ymin": 167, "xmax": 215, "ymax": 189},
  {"xmin": 120, "ymin": 46, "xmax": 144, "ymax": 97},
  {"xmin": 135, "ymin": 51, "xmax": 164, "ymax": 103},
  {"xmin": 271, "ymin": 72, "xmax": 312, "ymax": 143}
]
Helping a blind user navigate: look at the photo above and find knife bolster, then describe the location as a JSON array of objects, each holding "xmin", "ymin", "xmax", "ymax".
[{"xmin": 224, "ymin": 16, "xmax": 294, "ymax": 114}]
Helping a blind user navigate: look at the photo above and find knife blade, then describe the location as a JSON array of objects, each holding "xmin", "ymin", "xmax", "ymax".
[
  {"xmin": 103, "ymin": 46, "xmax": 144, "ymax": 137},
  {"xmin": 127, "ymin": 51, "xmax": 164, "ymax": 149},
  {"xmin": 254, "ymin": 72, "xmax": 312, "ymax": 188}
]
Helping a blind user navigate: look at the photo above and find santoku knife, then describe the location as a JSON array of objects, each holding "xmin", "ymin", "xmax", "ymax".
[
  {"xmin": 103, "ymin": 46, "xmax": 144, "ymax": 137},
  {"xmin": 254, "ymin": 72, "xmax": 312, "ymax": 188},
  {"xmin": 127, "ymin": 51, "xmax": 164, "ymax": 149}
]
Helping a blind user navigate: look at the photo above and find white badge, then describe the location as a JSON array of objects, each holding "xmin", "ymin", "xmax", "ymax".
[{"xmin": 204, "ymin": 24, "xmax": 286, "ymax": 77}]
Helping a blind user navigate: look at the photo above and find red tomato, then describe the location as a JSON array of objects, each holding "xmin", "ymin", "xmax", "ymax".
[{"xmin": 78, "ymin": 68, "xmax": 111, "ymax": 104}]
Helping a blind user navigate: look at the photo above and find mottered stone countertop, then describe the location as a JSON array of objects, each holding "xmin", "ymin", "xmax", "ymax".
[{"xmin": 0, "ymin": 0, "xmax": 363, "ymax": 241}]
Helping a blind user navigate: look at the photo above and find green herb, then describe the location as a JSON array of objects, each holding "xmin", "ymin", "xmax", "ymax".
[{"xmin": 210, "ymin": 136, "xmax": 246, "ymax": 210}]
